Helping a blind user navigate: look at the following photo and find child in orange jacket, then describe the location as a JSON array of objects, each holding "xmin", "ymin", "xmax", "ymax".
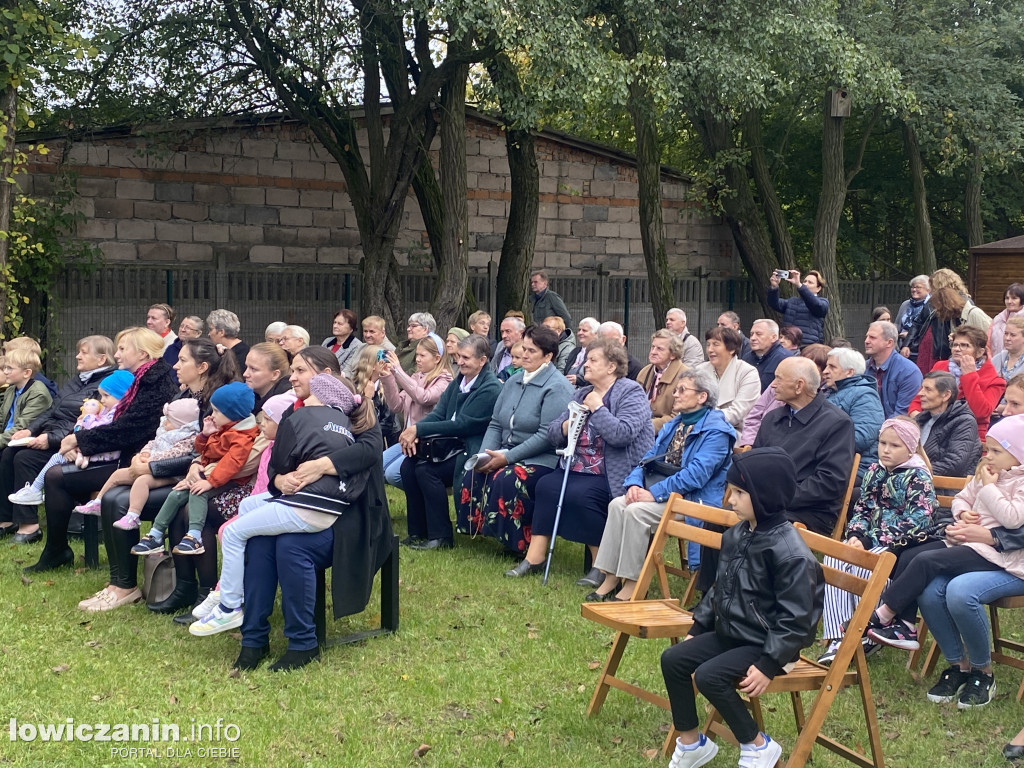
[{"xmin": 132, "ymin": 382, "xmax": 260, "ymax": 556}]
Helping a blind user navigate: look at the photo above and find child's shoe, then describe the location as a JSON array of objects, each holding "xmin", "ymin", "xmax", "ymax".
[
  {"xmin": 957, "ymin": 670, "xmax": 995, "ymax": 709},
  {"xmin": 738, "ymin": 733, "xmax": 782, "ymax": 768},
  {"xmin": 192, "ymin": 590, "xmax": 221, "ymax": 620},
  {"xmin": 8, "ymin": 484, "xmax": 43, "ymax": 506},
  {"xmin": 189, "ymin": 604, "xmax": 244, "ymax": 636},
  {"xmin": 113, "ymin": 514, "xmax": 140, "ymax": 531},
  {"xmin": 172, "ymin": 534, "xmax": 205, "ymax": 556},
  {"xmin": 73, "ymin": 498, "xmax": 102, "ymax": 516},
  {"xmin": 816, "ymin": 640, "xmax": 841, "ymax": 666},
  {"xmin": 867, "ymin": 620, "xmax": 919, "ymax": 650},
  {"xmin": 668, "ymin": 733, "xmax": 718, "ymax": 768},
  {"xmin": 926, "ymin": 666, "xmax": 972, "ymax": 704},
  {"xmin": 131, "ymin": 535, "xmax": 166, "ymax": 556}
]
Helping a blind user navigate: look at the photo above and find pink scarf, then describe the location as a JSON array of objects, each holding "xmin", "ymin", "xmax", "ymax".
[{"xmin": 113, "ymin": 359, "xmax": 159, "ymax": 420}]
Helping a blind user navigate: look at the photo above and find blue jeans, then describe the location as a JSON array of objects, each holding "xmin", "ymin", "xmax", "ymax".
[
  {"xmin": 382, "ymin": 443, "xmax": 405, "ymax": 489},
  {"xmin": 918, "ymin": 569, "xmax": 1024, "ymax": 668},
  {"xmin": 241, "ymin": 528, "xmax": 335, "ymax": 652}
]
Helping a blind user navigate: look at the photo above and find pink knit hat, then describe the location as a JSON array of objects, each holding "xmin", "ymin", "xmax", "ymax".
[
  {"xmin": 164, "ymin": 398, "xmax": 200, "ymax": 429},
  {"xmin": 261, "ymin": 392, "xmax": 298, "ymax": 425},
  {"xmin": 308, "ymin": 373, "xmax": 361, "ymax": 414},
  {"xmin": 987, "ymin": 415, "xmax": 1024, "ymax": 463}
]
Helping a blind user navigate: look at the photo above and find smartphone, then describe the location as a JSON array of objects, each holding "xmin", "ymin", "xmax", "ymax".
[
  {"xmin": 376, "ymin": 349, "xmax": 387, "ymax": 362},
  {"xmin": 774, "ymin": 269, "xmax": 790, "ymax": 280}
]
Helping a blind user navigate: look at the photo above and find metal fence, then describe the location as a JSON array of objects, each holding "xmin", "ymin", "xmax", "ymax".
[{"xmin": 47, "ymin": 262, "xmax": 908, "ymax": 377}]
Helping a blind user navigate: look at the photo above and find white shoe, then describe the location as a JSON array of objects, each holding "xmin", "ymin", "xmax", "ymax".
[
  {"xmin": 738, "ymin": 733, "xmax": 783, "ymax": 768},
  {"xmin": 668, "ymin": 734, "xmax": 719, "ymax": 768},
  {"xmin": 8, "ymin": 484, "xmax": 43, "ymax": 505},
  {"xmin": 189, "ymin": 604, "xmax": 244, "ymax": 637},
  {"xmin": 192, "ymin": 590, "xmax": 221, "ymax": 620}
]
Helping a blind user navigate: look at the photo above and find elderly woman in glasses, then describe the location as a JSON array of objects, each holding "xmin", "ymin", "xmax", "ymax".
[
  {"xmin": 584, "ymin": 368, "xmax": 735, "ymax": 601},
  {"xmin": 397, "ymin": 312, "xmax": 445, "ymax": 375}
]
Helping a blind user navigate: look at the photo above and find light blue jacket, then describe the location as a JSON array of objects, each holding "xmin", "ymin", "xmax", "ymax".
[{"xmin": 825, "ymin": 373, "xmax": 885, "ymax": 480}]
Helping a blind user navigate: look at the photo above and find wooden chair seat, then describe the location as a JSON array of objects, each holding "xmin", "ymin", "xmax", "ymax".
[{"xmin": 581, "ymin": 599, "xmax": 691, "ymax": 639}]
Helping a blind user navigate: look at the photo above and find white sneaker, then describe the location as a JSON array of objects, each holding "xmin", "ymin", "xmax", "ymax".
[
  {"xmin": 189, "ymin": 604, "xmax": 244, "ymax": 637},
  {"xmin": 738, "ymin": 733, "xmax": 783, "ymax": 768},
  {"xmin": 668, "ymin": 734, "xmax": 719, "ymax": 768},
  {"xmin": 8, "ymin": 484, "xmax": 43, "ymax": 505},
  {"xmin": 192, "ymin": 590, "xmax": 221, "ymax": 620}
]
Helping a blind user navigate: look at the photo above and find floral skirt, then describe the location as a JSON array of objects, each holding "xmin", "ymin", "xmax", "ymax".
[
  {"xmin": 209, "ymin": 480, "xmax": 256, "ymax": 522},
  {"xmin": 455, "ymin": 463, "xmax": 554, "ymax": 553}
]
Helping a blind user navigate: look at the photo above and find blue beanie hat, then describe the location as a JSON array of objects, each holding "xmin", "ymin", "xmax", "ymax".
[
  {"xmin": 210, "ymin": 381, "xmax": 255, "ymax": 422},
  {"xmin": 98, "ymin": 370, "xmax": 133, "ymax": 401}
]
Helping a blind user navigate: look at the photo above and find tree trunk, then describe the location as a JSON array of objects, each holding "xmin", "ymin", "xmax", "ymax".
[
  {"xmin": 965, "ymin": 143, "xmax": 984, "ymax": 247},
  {"xmin": 903, "ymin": 121, "xmax": 936, "ymax": 274},
  {"xmin": 689, "ymin": 109, "xmax": 779, "ymax": 317},
  {"xmin": 0, "ymin": 83, "xmax": 16, "ymax": 338},
  {"xmin": 626, "ymin": 75, "xmax": 672, "ymax": 325},
  {"xmin": 431, "ymin": 59, "xmax": 470, "ymax": 331},
  {"xmin": 487, "ymin": 53, "xmax": 538, "ymax": 323},
  {"xmin": 812, "ymin": 93, "xmax": 847, "ymax": 341},
  {"xmin": 745, "ymin": 110, "xmax": 795, "ymax": 268}
]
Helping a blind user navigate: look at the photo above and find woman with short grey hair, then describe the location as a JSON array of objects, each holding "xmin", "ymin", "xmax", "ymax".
[
  {"xmin": 585, "ymin": 367, "xmax": 735, "ymax": 599},
  {"xmin": 398, "ymin": 312, "xmax": 445, "ymax": 374},
  {"xmin": 896, "ymin": 275, "xmax": 931, "ymax": 347},
  {"xmin": 206, "ymin": 309, "xmax": 249, "ymax": 369}
]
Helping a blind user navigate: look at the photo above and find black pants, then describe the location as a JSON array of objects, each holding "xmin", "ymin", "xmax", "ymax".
[
  {"xmin": 40, "ymin": 463, "xmax": 118, "ymax": 556},
  {"xmin": 0, "ymin": 445, "xmax": 55, "ymax": 526},
  {"xmin": 883, "ymin": 541, "xmax": 1002, "ymax": 622},
  {"xmin": 400, "ymin": 455, "xmax": 457, "ymax": 541},
  {"xmin": 101, "ymin": 484, "xmax": 169, "ymax": 589},
  {"xmin": 661, "ymin": 633, "xmax": 764, "ymax": 744}
]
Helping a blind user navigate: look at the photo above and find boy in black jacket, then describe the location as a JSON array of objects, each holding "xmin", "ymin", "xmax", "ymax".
[{"xmin": 660, "ymin": 447, "xmax": 824, "ymax": 768}]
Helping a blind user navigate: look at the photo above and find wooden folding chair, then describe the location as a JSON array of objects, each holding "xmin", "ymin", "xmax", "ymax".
[
  {"xmin": 830, "ymin": 453, "xmax": 861, "ymax": 540},
  {"xmin": 582, "ymin": 495, "xmax": 739, "ymax": 715},
  {"xmin": 907, "ymin": 475, "xmax": 971, "ymax": 676},
  {"xmin": 666, "ymin": 532, "xmax": 896, "ymax": 768}
]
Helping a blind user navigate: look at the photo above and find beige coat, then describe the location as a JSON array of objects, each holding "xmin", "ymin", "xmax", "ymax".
[
  {"xmin": 636, "ymin": 358, "xmax": 687, "ymax": 433},
  {"xmin": 698, "ymin": 357, "xmax": 761, "ymax": 429}
]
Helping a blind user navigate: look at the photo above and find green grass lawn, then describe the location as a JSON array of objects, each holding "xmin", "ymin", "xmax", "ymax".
[{"xmin": 2, "ymin": 489, "xmax": 1023, "ymax": 767}]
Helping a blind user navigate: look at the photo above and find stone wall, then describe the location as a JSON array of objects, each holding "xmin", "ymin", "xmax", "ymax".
[{"xmin": 22, "ymin": 111, "xmax": 737, "ymax": 275}]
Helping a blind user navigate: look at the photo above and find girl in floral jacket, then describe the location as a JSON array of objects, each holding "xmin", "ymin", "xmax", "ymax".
[{"xmin": 817, "ymin": 417, "xmax": 937, "ymax": 664}]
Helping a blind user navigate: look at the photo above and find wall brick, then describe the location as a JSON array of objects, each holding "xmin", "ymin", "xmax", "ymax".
[
  {"xmin": 555, "ymin": 237, "xmax": 581, "ymax": 253},
  {"xmin": 134, "ymin": 201, "xmax": 173, "ymax": 220},
  {"xmin": 249, "ymin": 245, "xmax": 283, "ymax": 263},
  {"xmin": 155, "ymin": 222, "xmax": 193, "ymax": 242},
  {"xmin": 209, "ymin": 205, "xmax": 245, "ymax": 224},
  {"xmin": 317, "ymin": 247, "xmax": 350, "ymax": 264},
  {"xmin": 257, "ymin": 158, "xmax": 293, "ymax": 177},
  {"xmin": 477, "ymin": 200, "xmax": 506, "ymax": 217},
  {"xmin": 284, "ymin": 247, "xmax": 317, "ymax": 263},
  {"xmin": 117, "ymin": 220, "xmax": 155, "ymax": 240},
  {"xmin": 185, "ymin": 153, "xmax": 223, "ymax": 173},
  {"xmin": 297, "ymin": 227, "xmax": 330, "ymax": 246},
  {"xmin": 489, "ymin": 158, "xmax": 510, "ymax": 175},
  {"xmin": 222, "ymin": 157, "xmax": 259, "ymax": 176},
  {"xmin": 557, "ymin": 204, "xmax": 583, "ymax": 220},
  {"xmin": 155, "ymin": 182, "xmax": 193, "ymax": 202},
  {"xmin": 138, "ymin": 241, "xmax": 175, "ymax": 261},
  {"xmin": 177, "ymin": 243, "xmax": 213, "ymax": 262},
  {"xmin": 230, "ymin": 225, "xmax": 265, "ymax": 244},
  {"xmin": 300, "ymin": 190, "xmax": 333, "ymax": 208},
  {"xmin": 277, "ymin": 142, "xmax": 311, "ymax": 161},
  {"xmin": 193, "ymin": 223, "xmax": 231, "ymax": 243},
  {"xmin": 589, "ymin": 180, "xmax": 615, "ymax": 197},
  {"xmin": 241, "ymin": 140, "xmax": 276, "ymax": 158},
  {"xmin": 595, "ymin": 222, "xmax": 620, "ymax": 238},
  {"xmin": 292, "ymin": 161, "xmax": 325, "ymax": 180},
  {"xmin": 172, "ymin": 203, "xmax": 209, "ymax": 221},
  {"xmin": 99, "ymin": 241, "xmax": 136, "ymax": 261},
  {"xmin": 77, "ymin": 219, "xmax": 117, "ymax": 239},
  {"xmin": 583, "ymin": 205, "xmax": 608, "ymax": 222},
  {"xmin": 266, "ymin": 188, "xmax": 300, "ymax": 207},
  {"xmin": 245, "ymin": 207, "xmax": 279, "ymax": 226},
  {"xmin": 77, "ymin": 178, "xmax": 117, "ymax": 197},
  {"xmin": 116, "ymin": 180, "xmax": 154, "ymax": 200},
  {"xmin": 468, "ymin": 216, "xmax": 493, "ymax": 233},
  {"xmin": 467, "ymin": 156, "xmax": 490, "ymax": 173},
  {"xmin": 280, "ymin": 208, "xmax": 313, "ymax": 227},
  {"xmin": 193, "ymin": 184, "xmax": 231, "ymax": 204},
  {"xmin": 606, "ymin": 238, "xmax": 631, "ymax": 254},
  {"xmin": 329, "ymin": 229, "xmax": 361, "ymax": 247},
  {"xmin": 231, "ymin": 187, "xmax": 266, "ymax": 205},
  {"xmin": 594, "ymin": 164, "xmax": 618, "ymax": 181},
  {"xmin": 580, "ymin": 237, "xmax": 606, "ymax": 254},
  {"xmin": 94, "ymin": 198, "xmax": 134, "ymax": 219},
  {"xmin": 607, "ymin": 206, "xmax": 635, "ymax": 223},
  {"xmin": 571, "ymin": 221, "xmax": 596, "ymax": 237},
  {"xmin": 476, "ymin": 234, "xmax": 504, "ymax": 251}
]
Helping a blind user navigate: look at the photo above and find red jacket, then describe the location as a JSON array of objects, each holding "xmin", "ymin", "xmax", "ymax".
[
  {"xmin": 909, "ymin": 359, "xmax": 1005, "ymax": 441},
  {"xmin": 195, "ymin": 415, "xmax": 260, "ymax": 488}
]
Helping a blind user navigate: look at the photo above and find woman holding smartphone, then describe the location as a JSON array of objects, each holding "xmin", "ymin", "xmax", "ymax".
[{"xmin": 767, "ymin": 269, "xmax": 830, "ymax": 346}]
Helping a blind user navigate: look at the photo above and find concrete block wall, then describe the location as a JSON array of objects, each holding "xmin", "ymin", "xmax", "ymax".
[{"xmin": 23, "ymin": 112, "xmax": 737, "ymax": 276}]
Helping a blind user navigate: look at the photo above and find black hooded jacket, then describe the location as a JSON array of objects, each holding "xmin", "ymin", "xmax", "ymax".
[{"xmin": 690, "ymin": 448, "xmax": 825, "ymax": 678}]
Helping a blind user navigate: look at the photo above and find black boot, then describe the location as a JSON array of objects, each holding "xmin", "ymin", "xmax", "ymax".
[
  {"xmin": 147, "ymin": 580, "xmax": 198, "ymax": 614},
  {"xmin": 234, "ymin": 644, "xmax": 271, "ymax": 671},
  {"xmin": 269, "ymin": 648, "xmax": 321, "ymax": 672},
  {"xmin": 173, "ymin": 587, "xmax": 210, "ymax": 626},
  {"xmin": 24, "ymin": 547, "xmax": 75, "ymax": 574}
]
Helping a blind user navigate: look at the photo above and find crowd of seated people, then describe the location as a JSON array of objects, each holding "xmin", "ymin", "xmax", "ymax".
[{"xmin": 6, "ymin": 268, "xmax": 1024, "ymax": 760}]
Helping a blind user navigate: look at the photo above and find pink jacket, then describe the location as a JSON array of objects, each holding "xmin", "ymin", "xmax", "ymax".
[
  {"xmin": 380, "ymin": 367, "xmax": 452, "ymax": 428},
  {"xmin": 990, "ymin": 307, "xmax": 1024, "ymax": 358},
  {"xmin": 252, "ymin": 439, "xmax": 274, "ymax": 495},
  {"xmin": 952, "ymin": 465, "xmax": 1024, "ymax": 579}
]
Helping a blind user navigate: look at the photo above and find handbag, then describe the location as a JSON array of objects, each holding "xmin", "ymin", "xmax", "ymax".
[
  {"xmin": 140, "ymin": 550, "xmax": 175, "ymax": 603},
  {"xmin": 149, "ymin": 454, "xmax": 196, "ymax": 478},
  {"xmin": 417, "ymin": 436, "xmax": 464, "ymax": 464},
  {"xmin": 639, "ymin": 453, "xmax": 679, "ymax": 489}
]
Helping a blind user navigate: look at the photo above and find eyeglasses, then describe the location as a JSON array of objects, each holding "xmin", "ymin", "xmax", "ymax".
[
  {"xmin": 674, "ymin": 386, "xmax": 701, "ymax": 395},
  {"xmin": 1, "ymin": 366, "xmax": 15, "ymax": 373},
  {"xmin": 950, "ymin": 342, "xmax": 974, "ymax": 350}
]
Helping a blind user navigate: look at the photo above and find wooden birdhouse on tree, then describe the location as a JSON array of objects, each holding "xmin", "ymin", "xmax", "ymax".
[{"xmin": 968, "ymin": 235, "xmax": 1024, "ymax": 316}]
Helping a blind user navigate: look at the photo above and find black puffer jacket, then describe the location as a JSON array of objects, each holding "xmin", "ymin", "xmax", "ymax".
[
  {"xmin": 26, "ymin": 368, "xmax": 114, "ymax": 451},
  {"xmin": 690, "ymin": 448, "xmax": 824, "ymax": 678},
  {"xmin": 916, "ymin": 400, "xmax": 982, "ymax": 477},
  {"xmin": 75, "ymin": 360, "xmax": 178, "ymax": 464}
]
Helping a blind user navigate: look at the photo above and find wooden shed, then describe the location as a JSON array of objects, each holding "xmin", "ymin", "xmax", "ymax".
[{"xmin": 968, "ymin": 235, "xmax": 1024, "ymax": 316}]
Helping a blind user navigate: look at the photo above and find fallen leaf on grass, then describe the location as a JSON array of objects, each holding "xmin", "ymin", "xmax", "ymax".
[
  {"xmin": 51, "ymin": 665, "xmax": 69, "ymax": 674},
  {"xmin": 228, "ymin": 632, "xmax": 242, "ymax": 640},
  {"xmin": 73, "ymin": 567, "xmax": 86, "ymax": 575},
  {"xmin": 658, "ymin": 723, "xmax": 671, "ymax": 733},
  {"xmin": 643, "ymin": 748, "xmax": 660, "ymax": 760},
  {"xmin": 577, "ymin": 684, "xmax": 586, "ymax": 693},
  {"xmin": 413, "ymin": 744, "xmax": 431, "ymax": 758},
  {"xmin": 85, "ymin": 640, "xmax": 100, "ymax": 648},
  {"xmin": 20, "ymin": 575, "xmax": 32, "ymax": 585},
  {"xmin": 44, "ymin": 580, "xmax": 54, "ymax": 586},
  {"xmin": 884, "ymin": 731, "xmax": 900, "ymax": 741},
  {"xmin": 499, "ymin": 730, "xmax": 514, "ymax": 746},
  {"xmin": 492, "ymin": 698, "xmax": 502, "ymax": 704},
  {"xmin": 228, "ymin": 669, "xmax": 240, "ymax": 679},
  {"xmin": 588, "ymin": 661, "xmax": 601, "ymax": 670},
  {"xmin": 611, "ymin": 736, "xmax": 623, "ymax": 745},
  {"xmin": 528, "ymin": 630, "xmax": 539, "ymax": 640}
]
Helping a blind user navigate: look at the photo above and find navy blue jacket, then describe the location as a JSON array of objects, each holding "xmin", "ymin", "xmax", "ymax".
[
  {"xmin": 767, "ymin": 285, "xmax": 829, "ymax": 345},
  {"xmin": 742, "ymin": 341, "xmax": 796, "ymax": 392}
]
